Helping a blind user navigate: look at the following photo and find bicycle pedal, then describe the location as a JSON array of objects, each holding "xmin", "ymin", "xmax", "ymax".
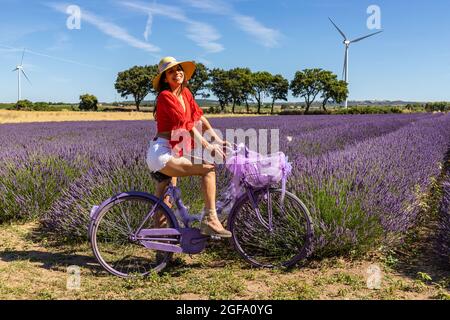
[{"xmin": 210, "ymin": 235, "xmax": 222, "ymax": 240}]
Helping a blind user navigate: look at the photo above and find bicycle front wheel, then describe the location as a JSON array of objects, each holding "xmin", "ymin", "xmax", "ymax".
[
  {"xmin": 90, "ymin": 193, "xmax": 177, "ymax": 278},
  {"xmin": 229, "ymin": 188, "xmax": 313, "ymax": 268}
]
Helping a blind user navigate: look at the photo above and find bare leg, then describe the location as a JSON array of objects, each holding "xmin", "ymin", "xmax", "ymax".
[
  {"xmin": 201, "ymin": 169, "xmax": 216, "ymax": 212},
  {"xmin": 159, "ymin": 157, "xmax": 216, "ymax": 211},
  {"xmin": 159, "ymin": 156, "xmax": 231, "ymax": 237},
  {"xmin": 154, "ymin": 177, "xmax": 177, "ymax": 228}
]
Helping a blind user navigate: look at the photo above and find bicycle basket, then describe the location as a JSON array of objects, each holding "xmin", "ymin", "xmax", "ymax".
[{"xmin": 226, "ymin": 147, "xmax": 292, "ymax": 189}]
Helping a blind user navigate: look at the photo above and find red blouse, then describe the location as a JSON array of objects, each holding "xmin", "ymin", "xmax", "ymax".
[{"xmin": 155, "ymin": 87, "xmax": 204, "ymax": 155}]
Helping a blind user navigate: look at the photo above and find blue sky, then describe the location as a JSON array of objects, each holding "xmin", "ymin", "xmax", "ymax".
[{"xmin": 0, "ymin": 0, "xmax": 449, "ymax": 103}]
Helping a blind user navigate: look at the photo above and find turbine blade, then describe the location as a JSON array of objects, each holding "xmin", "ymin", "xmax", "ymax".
[
  {"xmin": 21, "ymin": 69, "xmax": 32, "ymax": 85},
  {"xmin": 350, "ymin": 30, "xmax": 383, "ymax": 43},
  {"xmin": 12, "ymin": 68, "xmax": 18, "ymax": 72},
  {"xmin": 329, "ymin": 17, "xmax": 347, "ymax": 40},
  {"xmin": 20, "ymin": 49, "xmax": 25, "ymax": 65}
]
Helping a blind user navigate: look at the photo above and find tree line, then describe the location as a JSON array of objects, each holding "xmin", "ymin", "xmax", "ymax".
[{"xmin": 114, "ymin": 63, "xmax": 349, "ymax": 114}]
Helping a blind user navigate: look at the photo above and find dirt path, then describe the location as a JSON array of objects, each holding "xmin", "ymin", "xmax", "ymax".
[{"xmin": 0, "ymin": 222, "xmax": 448, "ymax": 300}]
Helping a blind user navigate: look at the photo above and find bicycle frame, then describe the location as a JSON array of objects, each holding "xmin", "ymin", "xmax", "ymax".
[
  {"xmin": 90, "ymin": 144, "xmax": 278, "ymax": 255},
  {"xmin": 89, "ymin": 143, "xmax": 313, "ymax": 276},
  {"xmin": 136, "ymin": 177, "xmax": 274, "ymax": 237},
  {"xmin": 134, "ymin": 142, "xmax": 278, "ymax": 241}
]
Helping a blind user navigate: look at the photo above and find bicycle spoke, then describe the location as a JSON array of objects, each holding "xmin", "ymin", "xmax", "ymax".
[
  {"xmin": 118, "ymin": 202, "xmax": 132, "ymax": 233},
  {"xmin": 91, "ymin": 196, "xmax": 175, "ymax": 277},
  {"xmin": 231, "ymin": 189, "xmax": 313, "ymax": 267}
]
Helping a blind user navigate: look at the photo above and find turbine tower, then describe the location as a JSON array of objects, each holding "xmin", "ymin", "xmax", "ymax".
[
  {"xmin": 329, "ymin": 18, "xmax": 382, "ymax": 108},
  {"xmin": 12, "ymin": 49, "xmax": 32, "ymax": 102}
]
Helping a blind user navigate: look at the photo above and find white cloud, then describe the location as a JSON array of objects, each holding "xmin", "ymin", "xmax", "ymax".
[
  {"xmin": 143, "ymin": 13, "xmax": 153, "ymax": 41},
  {"xmin": 121, "ymin": 1, "xmax": 224, "ymax": 53},
  {"xmin": 0, "ymin": 25, "xmax": 49, "ymax": 43},
  {"xmin": 186, "ymin": 22, "xmax": 224, "ymax": 53},
  {"xmin": 232, "ymin": 14, "xmax": 281, "ymax": 48},
  {"xmin": 183, "ymin": 0, "xmax": 281, "ymax": 48},
  {"xmin": 47, "ymin": 2, "xmax": 160, "ymax": 53},
  {"xmin": 0, "ymin": 44, "xmax": 109, "ymax": 71},
  {"xmin": 181, "ymin": 0, "xmax": 232, "ymax": 15},
  {"xmin": 127, "ymin": 2, "xmax": 188, "ymax": 21}
]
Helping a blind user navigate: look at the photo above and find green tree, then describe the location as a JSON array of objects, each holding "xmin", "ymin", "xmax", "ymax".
[
  {"xmin": 290, "ymin": 68, "xmax": 324, "ymax": 113},
  {"xmin": 226, "ymin": 68, "xmax": 254, "ymax": 113},
  {"xmin": 320, "ymin": 71, "xmax": 348, "ymax": 111},
  {"xmin": 15, "ymin": 99, "xmax": 33, "ymax": 111},
  {"xmin": 189, "ymin": 62, "xmax": 210, "ymax": 99},
  {"xmin": 328, "ymin": 80, "xmax": 348, "ymax": 110},
  {"xmin": 33, "ymin": 102, "xmax": 50, "ymax": 111},
  {"xmin": 115, "ymin": 65, "xmax": 158, "ymax": 111},
  {"xmin": 425, "ymin": 102, "xmax": 450, "ymax": 112},
  {"xmin": 79, "ymin": 94, "xmax": 98, "ymax": 111},
  {"xmin": 252, "ymin": 71, "xmax": 273, "ymax": 114},
  {"xmin": 268, "ymin": 74, "xmax": 289, "ymax": 114},
  {"xmin": 239, "ymin": 68, "xmax": 254, "ymax": 113},
  {"xmin": 208, "ymin": 68, "xmax": 232, "ymax": 112}
]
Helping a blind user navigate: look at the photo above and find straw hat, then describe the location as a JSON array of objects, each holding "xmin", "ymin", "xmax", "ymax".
[{"xmin": 152, "ymin": 57, "xmax": 196, "ymax": 91}]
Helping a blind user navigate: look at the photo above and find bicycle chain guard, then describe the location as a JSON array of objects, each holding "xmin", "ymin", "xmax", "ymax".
[{"xmin": 180, "ymin": 228, "xmax": 208, "ymax": 254}]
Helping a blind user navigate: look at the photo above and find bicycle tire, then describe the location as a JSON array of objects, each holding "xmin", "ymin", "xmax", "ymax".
[
  {"xmin": 228, "ymin": 187, "xmax": 313, "ymax": 268},
  {"xmin": 90, "ymin": 192, "xmax": 179, "ymax": 278}
]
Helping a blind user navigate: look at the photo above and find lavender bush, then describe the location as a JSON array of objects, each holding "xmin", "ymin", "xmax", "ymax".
[
  {"xmin": 0, "ymin": 114, "xmax": 449, "ymax": 259},
  {"xmin": 435, "ymin": 156, "xmax": 450, "ymax": 267},
  {"xmin": 289, "ymin": 114, "xmax": 450, "ymax": 256}
]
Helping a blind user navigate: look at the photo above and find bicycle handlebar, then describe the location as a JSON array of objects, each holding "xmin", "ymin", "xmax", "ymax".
[{"xmin": 223, "ymin": 142, "xmax": 249, "ymax": 157}]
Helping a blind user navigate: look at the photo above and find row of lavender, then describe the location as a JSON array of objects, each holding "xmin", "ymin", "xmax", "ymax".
[
  {"xmin": 435, "ymin": 150, "xmax": 450, "ymax": 267},
  {"xmin": 290, "ymin": 114, "xmax": 450, "ymax": 256},
  {"xmin": 0, "ymin": 113, "xmax": 449, "ymax": 259},
  {"xmin": 0, "ymin": 113, "xmax": 432, "ymax": 223}
]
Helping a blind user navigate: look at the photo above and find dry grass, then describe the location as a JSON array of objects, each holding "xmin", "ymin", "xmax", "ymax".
[
  {"xmin": 0, "ymin": 110, "xmax": 153, "ymax": 124},
  {"xmin": 0, "ymin": 222, "xmax": 448, "ymax": 300},
  {"xmin": 0, "ymin": 110, "xmax": 269, "ymax": 124}
]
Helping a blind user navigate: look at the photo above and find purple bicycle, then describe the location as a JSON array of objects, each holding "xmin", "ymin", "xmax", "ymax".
[{"xmin": 89, "ymin": 144, "xmax": 313, "ymax": 278}]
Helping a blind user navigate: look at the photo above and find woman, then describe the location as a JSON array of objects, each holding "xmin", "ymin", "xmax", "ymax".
[{"xmin": 147, "ymin": 56, "xmax": 232, "ymax": 238}]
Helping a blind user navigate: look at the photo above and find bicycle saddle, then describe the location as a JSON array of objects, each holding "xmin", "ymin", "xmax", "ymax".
[{"xmin": 150, "ymin": 171, "xmax": 172, "ymax": 182}]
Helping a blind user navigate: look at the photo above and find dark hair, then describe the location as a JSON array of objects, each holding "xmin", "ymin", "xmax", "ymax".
[{"xmin": 153, "ymin": 65, "xmax": 187, "ymax": 121}]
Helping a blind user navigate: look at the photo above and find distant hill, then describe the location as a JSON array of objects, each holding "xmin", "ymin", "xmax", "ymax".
[
  {"xmin": 111, "ymin": 99, "xmax": 421, "ymax": 108},
  {"xmin": 117, "ymin": 99, "xmax": 219, "ymax": 107},
  {"xmin": 346, "ymin": 100, "xmax": 421, "ymax": 106},
  {"xmin": 1, "ymin": 99, "xmax": 426, "ymax": 108},
  {"xmin": 280, "ymin": 100, "xmax": 422, "ymax": 107}
]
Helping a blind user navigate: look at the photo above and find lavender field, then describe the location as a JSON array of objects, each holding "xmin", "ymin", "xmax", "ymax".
[{"xmin": 0, "ymin": 113, "xmax": 449, "ymax": 260}]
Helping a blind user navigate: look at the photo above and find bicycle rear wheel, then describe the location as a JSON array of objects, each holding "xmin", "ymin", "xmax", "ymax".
[
  {"xmin": 90, "ymin": 193, "xmax": 178, "ymax": 278},
  {"xmin": 229, "ymin": 188, "xmax": 313, "ymax": 268}
]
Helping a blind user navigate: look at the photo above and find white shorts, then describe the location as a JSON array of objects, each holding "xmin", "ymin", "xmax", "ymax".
[{"xmin": 146, "ymin": 137, "xmax": 174, "ymax": 172}]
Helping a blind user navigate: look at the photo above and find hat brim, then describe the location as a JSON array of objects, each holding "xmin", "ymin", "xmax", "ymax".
[{"xmin": 153, "ymin": 61, "xmax": 196, "ymax": 92}]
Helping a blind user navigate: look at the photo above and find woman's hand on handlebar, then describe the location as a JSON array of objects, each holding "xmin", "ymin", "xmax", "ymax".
[
  {"xmin": 221, "ymin": 140, "xmax": 233, "ymax": 149},
  {"xmin": 219, "ymin": 140, "xmax": 233, "ymax": 157},
  {"xmin": 205, "ymin": 143, "xmax": 227, "ymax": 160}
]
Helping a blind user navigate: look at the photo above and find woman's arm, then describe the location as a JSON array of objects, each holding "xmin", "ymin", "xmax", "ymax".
[
  {"xmin": 186, "ymin": 88, "xmax": 229, "ymax": 149},
  {"xmin": 191, "ymin": 124, "xmax": 211, "ymax": 148},
  {"xmin": 190, "ymin": 125, "xmax": 226, "ymax": 159},
  {"xmin": 199, "ymin": 115, "xmax": 225, "ymax": 144}
]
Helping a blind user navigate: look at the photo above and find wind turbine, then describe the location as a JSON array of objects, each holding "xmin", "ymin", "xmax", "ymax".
[
  {"xmin": 12, "ymin": 49, "xmax": 32, "ymax": 102},
  {"xmin": 329, "ymin": 18, "xmax": 382, "ymax": 108}
]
